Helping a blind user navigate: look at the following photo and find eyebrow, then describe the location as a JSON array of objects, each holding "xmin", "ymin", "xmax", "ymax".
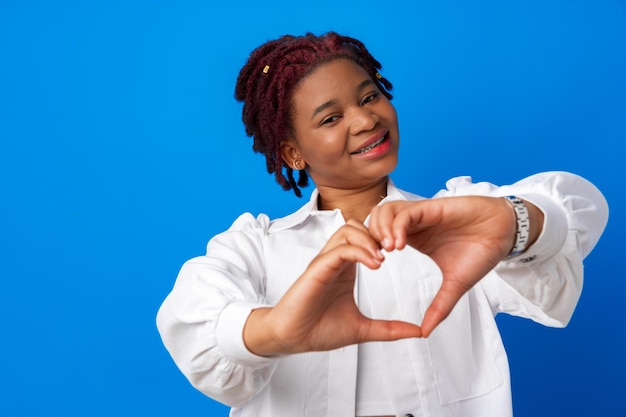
[{"xmin": 310, "ymin": 79, "xmax": 376, "ymax": 120}]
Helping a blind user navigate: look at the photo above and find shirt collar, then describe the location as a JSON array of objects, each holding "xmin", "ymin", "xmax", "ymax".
[{"xmin": 268, "ymin": 178, "xmax": 423, "ymax": 233}]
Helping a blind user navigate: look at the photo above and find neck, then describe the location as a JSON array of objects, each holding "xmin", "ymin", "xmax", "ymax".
[{"xmin": 316, "ymin": 178, "xmax": 388, "ymax": 223}]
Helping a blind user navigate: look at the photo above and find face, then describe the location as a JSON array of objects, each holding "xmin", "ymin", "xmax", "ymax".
[{"xmin": 281, "ymin": 59, "xmax": 399, "ymax": 192}]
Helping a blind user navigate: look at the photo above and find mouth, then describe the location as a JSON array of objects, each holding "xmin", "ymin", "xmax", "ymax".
[{"xmin": 350, "ymin": 132, "xmax": 389, "ymax": 155}]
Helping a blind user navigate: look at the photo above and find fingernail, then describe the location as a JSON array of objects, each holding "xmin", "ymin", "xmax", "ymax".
[{"xmin": 381, "ymin": 238, "xmax": 391, "ymax": 249}]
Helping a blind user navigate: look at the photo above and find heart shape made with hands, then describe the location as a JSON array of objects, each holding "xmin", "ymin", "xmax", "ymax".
[
  {"xmin": 367, "ymin": 196, "xmax": 517, "ymax": 337},
  {"xmin": 244, "ymin": 196, "xmax": 518, "ymax": 356}
]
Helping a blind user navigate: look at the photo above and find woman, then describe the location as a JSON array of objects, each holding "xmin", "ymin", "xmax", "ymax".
[{"xmin": 157, "ymin": 32, "xmax": 608, "ymax": 417}]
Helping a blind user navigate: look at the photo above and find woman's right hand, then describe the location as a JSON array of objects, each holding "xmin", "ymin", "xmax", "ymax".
[{"xmin": 242, "ymin": 219, "xmax": 422, "ymax": 356}]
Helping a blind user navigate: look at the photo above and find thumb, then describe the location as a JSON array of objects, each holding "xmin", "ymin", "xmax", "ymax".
[
  {"xmin": 420, "ymin": 280, "xmax": 469, "ymax": 338},
  {"xmin": 360, "ymin": 319, "xmax": 423, "ymax": 342}
]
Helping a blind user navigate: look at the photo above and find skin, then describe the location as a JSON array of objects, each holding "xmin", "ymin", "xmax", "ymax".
[
  {"xmin": 281, "ymin": 59, "xmax": 399, "ymax": 222},
  {"xmin": 243, "ymin": 58, "xmax": 544, "ymax": 363}
]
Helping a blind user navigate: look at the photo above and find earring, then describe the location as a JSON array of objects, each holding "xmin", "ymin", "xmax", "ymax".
[{"xmin": 294, "ymin": 159, "xmax": 302, "ymax": 170}]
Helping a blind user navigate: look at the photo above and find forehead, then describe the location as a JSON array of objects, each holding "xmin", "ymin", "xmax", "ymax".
[{"xmin": 291, "ymin": 59, "xmax": 371, "ymax": 108}]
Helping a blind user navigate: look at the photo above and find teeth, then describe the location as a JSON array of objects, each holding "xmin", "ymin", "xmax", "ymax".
[{"xmin": 354, "ymin": 136, "xmax": 386, "ymax": 154}]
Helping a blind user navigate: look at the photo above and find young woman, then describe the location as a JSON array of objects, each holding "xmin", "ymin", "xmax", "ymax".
[{"xmin": 157, "ymin": 32, "xmax": 608, "ymax": 417}]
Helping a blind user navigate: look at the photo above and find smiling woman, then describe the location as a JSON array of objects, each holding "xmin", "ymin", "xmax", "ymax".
[
  {"xmin": 282, "ymin": 59, "xmax": 399, "ymax": 220},
  {"xmin": 156, "ymin": 32, "xmax": 608, "ymax": 417}
]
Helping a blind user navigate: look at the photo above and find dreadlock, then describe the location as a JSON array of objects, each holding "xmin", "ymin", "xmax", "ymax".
[{"xmin": 234, "ymin": 32, "xmax": 393, "ymax": 197}]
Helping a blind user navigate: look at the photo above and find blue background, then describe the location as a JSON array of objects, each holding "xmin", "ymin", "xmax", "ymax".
[{"xmin": 1, "ymin": 1, "xmax": 624, "ymax": 416}]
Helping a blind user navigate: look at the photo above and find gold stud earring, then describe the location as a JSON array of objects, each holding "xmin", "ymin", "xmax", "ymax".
[{"xmin": 294, "ymin": 160, "xmax": 302, "ymax": 170}]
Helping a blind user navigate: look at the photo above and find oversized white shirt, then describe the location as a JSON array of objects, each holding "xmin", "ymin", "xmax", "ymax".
[{"xmin": 156, "ymin": 172, "xmax": 608, "ymax": 417}]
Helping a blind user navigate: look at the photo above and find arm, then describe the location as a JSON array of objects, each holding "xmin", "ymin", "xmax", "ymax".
[
  {"xmin": 242, "ymin": 219, "xmax": 422, "ymax": 357},
  {"xmin": 368, "ymin": 171, "xmax": 608, "ymax": 336},
  {"xmin": 481, "ymin": 172, "xmax": 608, "ymax": 325},
  {"xmin": 156, "ymin": 214, "xmax": 423, "ymax": 406},
  {"xmin": 156, "ymin": 213, "xmax": 277, "ymax": 407}
]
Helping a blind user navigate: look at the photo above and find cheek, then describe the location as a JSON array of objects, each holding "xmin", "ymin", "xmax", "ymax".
[
  {"xmin": 304, "ymin": 134, "xmax": 344, "ymax": 158},
  {"xmin": 385, "ymin": 103, "xmax": 398, "ymax": 124}
]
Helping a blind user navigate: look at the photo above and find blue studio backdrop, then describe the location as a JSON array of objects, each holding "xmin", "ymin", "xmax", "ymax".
[{"xmin": 1, "ymin": 1, "xmax": 624, "ymax": 416}]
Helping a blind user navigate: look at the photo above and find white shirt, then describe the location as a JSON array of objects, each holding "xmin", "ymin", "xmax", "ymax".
[{"xmin": 156, "ymin": 172, "xmax": 608, "ymax": 417}]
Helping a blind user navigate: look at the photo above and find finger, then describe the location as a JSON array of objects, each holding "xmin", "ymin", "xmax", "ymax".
[
  {"xmin": 358, "ymin": 319, "xmax": 423, "ymax": 342},
  {"xmin": 369, "ymin": 203, "xmax": 401, "ymax": 251},
  {"xmin": 389, "ymin": 205, "xmax": 426, "ymax": 250},
  {"xmin": 323, "ymin": 221, "xmax": 384, "ymax": 261},
  {"xmin": 420, "ymin": 279, "xmax": 470, "ymax": 337},
  {"xmin": 390, "ymin": 200, "xmax": 446, "ymax": 250},
  {"xmin": 310, "ymin": 244, "xmax": 384, "ymax": 284}
]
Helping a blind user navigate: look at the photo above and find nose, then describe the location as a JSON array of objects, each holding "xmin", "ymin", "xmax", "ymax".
[{"xmin": 348, "ymin": 106, "xmax": 378, "ymax": 135}]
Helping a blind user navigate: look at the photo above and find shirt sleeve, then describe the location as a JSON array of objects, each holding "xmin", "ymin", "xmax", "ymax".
[
  {"xmin": 156, "ymin": 212, "xmax": 278, "ymax": 407},
  {"xmin": 435, "ymin": 171, "xmax": 609, "ymax": 326}
]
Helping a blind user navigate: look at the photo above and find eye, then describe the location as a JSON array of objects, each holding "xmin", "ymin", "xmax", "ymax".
[
  {"xmin": 361, "ymin": 92, "xmax": 380, "ymax": 105},
  {"xmin": 321, "ymin": 115, "xmax": 341, "ymax": 125}
]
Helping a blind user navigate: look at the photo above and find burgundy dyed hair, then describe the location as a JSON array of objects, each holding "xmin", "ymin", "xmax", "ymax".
[{"xmin": 234, "ymin": 32, "xmax": 393, "ymax": 197}]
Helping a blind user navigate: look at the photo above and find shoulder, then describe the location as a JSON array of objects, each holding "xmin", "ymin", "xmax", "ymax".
[
  {"xmin": 228, "ymin": 212, "xmax": 272, "ymax": 232},
  {"xmin": 215, "ymin": 194, "xmax": 318, "ymax": 241}
]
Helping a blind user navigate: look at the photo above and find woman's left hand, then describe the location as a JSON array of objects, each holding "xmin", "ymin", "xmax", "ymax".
[{"xmin": 368, "ymin": 196, "xmax": 543, "ymax": 337}]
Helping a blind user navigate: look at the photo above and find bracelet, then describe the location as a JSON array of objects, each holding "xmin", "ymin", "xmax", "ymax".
[{"xmin": 505, "ymin": 196, "xmax": 530, "ymax": 258}]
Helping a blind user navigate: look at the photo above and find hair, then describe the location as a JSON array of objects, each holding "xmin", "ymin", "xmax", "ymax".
[{"xmin": 234, "ymin": 32, "xmax": 393, "ymax": 197}]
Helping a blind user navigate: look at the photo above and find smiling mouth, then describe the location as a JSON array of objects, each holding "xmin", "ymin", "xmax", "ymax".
[{"xmin": 350, "ymin": 134, "xmax": 388, "ymax": 155}]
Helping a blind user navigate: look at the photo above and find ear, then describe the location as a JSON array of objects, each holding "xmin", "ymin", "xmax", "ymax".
[{"xmin": 280, "ymin": 139, "xmax": 306, "ymax": 170}]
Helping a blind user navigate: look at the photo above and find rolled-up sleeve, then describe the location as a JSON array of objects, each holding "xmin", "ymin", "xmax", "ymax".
[
  {"xmin": 156, "ymin": 213, "xmax": 278, "ymax": 407},
  {"xmin": 437, "ymin": 171, "xmax": 609, "ymax": 326}
]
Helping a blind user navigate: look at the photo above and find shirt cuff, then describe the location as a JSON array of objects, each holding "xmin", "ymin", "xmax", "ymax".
[
  {"xmin": 215, "ymin": 301, "xmax": 277, "ymax": 368},
  {"xmin": 505, "ymin": 192, "xmax": 568, "ymax": 263}
]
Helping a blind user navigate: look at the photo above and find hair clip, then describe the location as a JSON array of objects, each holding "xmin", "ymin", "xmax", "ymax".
[
  {"xmin": 375, "ymin": 72, "xmax": 382, "ymax": 79},
  {"xmin": 263, "ymin": 65, "xmax": 270, "ymax": 74}
]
